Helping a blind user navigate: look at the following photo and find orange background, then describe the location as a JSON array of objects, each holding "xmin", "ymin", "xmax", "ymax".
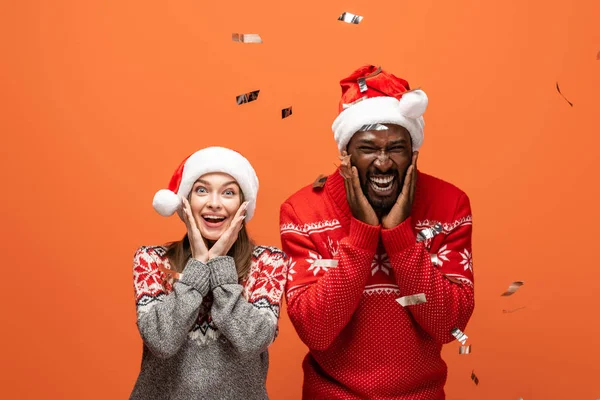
[{"xmin": 1, "ymin": 0, "xmax": 599, "ymax": 398}]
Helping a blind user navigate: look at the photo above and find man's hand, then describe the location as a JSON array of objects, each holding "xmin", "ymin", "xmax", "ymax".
[
  {"xmin": 381, "ymin": 151, "xmax": 418, "ymax": 229},
  {"xmin": 340, "ymin": 151, "xmax": 379, "ymax": 226}
]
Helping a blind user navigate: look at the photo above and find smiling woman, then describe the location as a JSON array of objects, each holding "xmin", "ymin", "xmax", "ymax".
[{"xmin": 130, "ymin": 146, "xmax": 289, "ymax": 400}]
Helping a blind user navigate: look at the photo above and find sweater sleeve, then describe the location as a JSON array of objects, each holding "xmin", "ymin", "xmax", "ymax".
[
  {"xmin": 133, "ymin": 247, "xmax": 210, "ymax": 359},
  {"xmin": 381, "ymin": 193, "xmax": 475, "ymax": 344},
  {"xmin": 208, "ymin": 250, "xmax": 288, "ymax": 357},
  {"xmin": 280, "ymin": 202, "xmax": 380, "ymax": 351}
]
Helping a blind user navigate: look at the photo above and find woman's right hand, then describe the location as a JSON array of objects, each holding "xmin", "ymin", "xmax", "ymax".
[{"xmin": 181, "ymin": 197, "xmax": 209, "ymax": 263}]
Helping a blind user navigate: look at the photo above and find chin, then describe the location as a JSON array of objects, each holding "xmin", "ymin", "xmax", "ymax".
[{"xmin": 199, "ymin": 229, "xmax": 224, "ymax": 241}]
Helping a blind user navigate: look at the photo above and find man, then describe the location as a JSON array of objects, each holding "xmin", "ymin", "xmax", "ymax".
[{"xmin": 280, "ymin": 65, "xmax": 474, "ymax": 399}]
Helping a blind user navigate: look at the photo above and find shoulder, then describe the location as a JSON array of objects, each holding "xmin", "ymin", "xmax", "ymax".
[
  {"xmin": 133, "ymin": 245, "xmax": 168, "ymax": 265},
  {"xmin": 282, "ymin": 179, "xmax": 328, "ymax": 211},
  {"xmin": 418, "ymin": 172, "xmax": 470, "ymax": 209}
]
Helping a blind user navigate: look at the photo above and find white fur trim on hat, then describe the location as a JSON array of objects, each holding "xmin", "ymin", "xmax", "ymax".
[
  {"xmin": 332, "ymin": 90, "xmax": 428, "ymax": 153},
  {"xmin": 153, "ymin": 147, "xmax": 259, "ymax": 221}
]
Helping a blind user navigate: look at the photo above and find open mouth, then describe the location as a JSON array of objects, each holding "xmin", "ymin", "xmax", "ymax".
[
  {"xmin": 201, "ymin": 215, "xmax": 227, "ymax": 227},
  {"xmin": 369, "ymin": 175, "xmax": 396, "ymax": 195}
]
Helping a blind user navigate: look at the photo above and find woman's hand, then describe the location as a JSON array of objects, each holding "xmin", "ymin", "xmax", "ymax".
[
  {"xmin": 208, "ymin": 202, "xmax": 248, "ymax": 259},
  {"xmin": 181, "ymin": 197, "xmax": 209, "ymax": 263}
]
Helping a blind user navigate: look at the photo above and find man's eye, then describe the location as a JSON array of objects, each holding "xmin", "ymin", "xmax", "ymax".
[
  {"xmin": 359, "ymin": 147, "xmax": 377, "ymax": 153},
  {"xmin": 389, "ymin": 146, "xmax": 405, "ymax": 152}
]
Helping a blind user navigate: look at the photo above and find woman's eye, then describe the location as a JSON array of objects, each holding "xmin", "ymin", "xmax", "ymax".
[
  {"xmin": 195, "ymin": 186, "xmax": 207, "ymax": 194},
  {"xmin": 224, "ymin": 190, "xmax": 235, "ymax": 196}
]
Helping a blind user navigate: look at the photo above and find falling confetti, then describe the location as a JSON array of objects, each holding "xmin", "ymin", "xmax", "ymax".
[
  {"xmin": 471, "ymin": 370, "xmax": 479, "ymax": 385},
  {"xmin": 502, "ymin": 306, "xmax": 526, "ymax": 313},
  {"xmin": 338, "ymin": 11, "xmax": 363, "ymax": 24},
  {"xmin": 358, "ymin": 123, "xmax": 389, "ymax": 132},
  {"xmin": 312, "ymin": 174, "xmax": 327, "ymax": 189},
  {"xmin": 312, "ymin": 259, "xmax": 338, "ymax": 267},
  {"xmin": 556, "ymin": 82, "xmax": 573, "ymax": 107},
  {"xmin": 444, "ymin": 274, "xmax": 463, "ymax": 284},
  {"xmin": 417, "ymin": 223, "xmax": 443, "ymax": 243},
  {"xmin": 232, "ymin": 33, "xmax": 263, "ymax": 43},
  {"xmin": 282, "ymin": 107, "xmax": 293, "ymax": 119},
  {"xmin": 358, "ymin": 77, "xmax": 368, "ymax": 93},
  {"xmin": 459, "ymin": 345, "xmax": 471, "ymax": 354},
  {"xmin": 597, "ymin": 50, "xmax": 600, "ymax": 60},
  {"xmin": 236, "ymin": 90, "xmax": 260, "ymax": 105},
  {"xmin": 396, "ymin": 293, "xmax": 427, "ymax": 307},
  {"xmin": 451, "ymin": 327, "xmax": 468, "ymax": 345},
  {"xmin": 501, "ymin": 281, "xmax": 524, "ymax": 296},
  {"xmin": 431, "ymin": 254, "xmax": 441, "ymax": 267}
]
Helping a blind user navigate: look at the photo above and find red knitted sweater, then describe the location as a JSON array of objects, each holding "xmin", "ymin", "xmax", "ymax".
[{"xmin": 280, "ymin": 169, "xmax": 474, "ymax": 399}]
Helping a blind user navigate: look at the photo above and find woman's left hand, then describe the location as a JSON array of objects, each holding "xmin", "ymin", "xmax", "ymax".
[{"xmin": 208, "ymin": 202, "xmax": 248, "ymax": 259}]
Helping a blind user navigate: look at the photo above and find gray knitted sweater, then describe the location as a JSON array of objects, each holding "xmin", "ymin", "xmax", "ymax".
[{"xmin": 130, "ymin": 245, "xmax": 288, "ymax": 400}]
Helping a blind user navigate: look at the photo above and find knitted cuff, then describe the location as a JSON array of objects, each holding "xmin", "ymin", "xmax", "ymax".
[
  {"xmin": 208, "ymin": 256, "xmax": 238, "ymax": 287},
  {"xmin": 347, "ymin": 217, "xmax": 381, "ymax": 253},
  {"xmin": 381, "ymin": 217, "xmax": 417, "ymax": 255},
  {"xmin": 179, "ymin": 258, "xmax": 211, "ymax": 296}
]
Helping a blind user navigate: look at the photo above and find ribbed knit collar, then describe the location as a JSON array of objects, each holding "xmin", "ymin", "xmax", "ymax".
[{"xmin": 325, "ymin": 167, "xmax": 424, "ymax": 228}]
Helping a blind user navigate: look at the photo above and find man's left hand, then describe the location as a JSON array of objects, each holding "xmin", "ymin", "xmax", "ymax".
[{"xmin": 381, "ymin": 151, "xmax": 419, "ymax": 229}]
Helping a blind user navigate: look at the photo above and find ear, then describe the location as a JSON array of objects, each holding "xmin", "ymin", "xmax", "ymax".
[{"xmin": 397, "ymin": 90, "xmax": 428, "ymax": 119}]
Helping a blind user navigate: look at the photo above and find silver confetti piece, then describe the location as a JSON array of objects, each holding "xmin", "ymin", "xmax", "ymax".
[
  {"xmin": 417, "ymin": 223, "xmax": 443, "ymax": 242},
  {"xmin": 459, "ymin": 345, "xmax": 471, "ymax": 354},
  {"xmin": 430, "ymin": 254, "xmax": 441, "ymax": 267},
  {"xmin": 358, "ymin": 123, "xmax": 388, "ymax": 132},
  {"xmin": 338, "ymin": 12, "xmax": 363, "ymax": 24},
  {"xmin": 396, "ymin": 293, "xmax": 427, "ymax": 307},
  {"xmin": 236, "ymin": 90, "xmax": 260, "ymax": 105},
  {"xmin": 451, "ymin": 327, "xmax": 468, "ymax": 345},
  {"xmin": 358, "ymin": 77, "xmax": 368, "ymax": 93},
  {"xmin": 501, "ymin": 281, "xmax": 524, "ymax": 296},
  {"xmin": 282, "ymin": 107, "xmax": 292, "ymax": 119},
  {"xmin": 312, "ymin": 259, "xmax": 338, "ymax": 267},
  {"xmin": 471, "ymin": 370, "xmax": 479, "ymax": 385},
  {"xmin": 232, "ymin": 33, "xmax": 263, "ymax": 43}
]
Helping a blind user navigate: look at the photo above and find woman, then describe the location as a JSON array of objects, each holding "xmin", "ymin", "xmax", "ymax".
[{"xmin": 130, "ymin": 147, "xmax": 288, "ymax": 400}]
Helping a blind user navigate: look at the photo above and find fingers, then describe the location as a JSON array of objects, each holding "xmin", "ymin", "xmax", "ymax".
[
  {"xmin": 351, "ymin": 166, "xmax": 363, "ymax": 197},
  {"xmin": 409, "ymin": 151, "xmax": 419, "ymax": 201},
  {"xmin": 401, "ymin": 165, "xmax": 413, "ymax": 198}
]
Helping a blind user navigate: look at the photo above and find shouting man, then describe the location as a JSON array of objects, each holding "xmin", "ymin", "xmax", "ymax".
[{"xmin": 280, "ymin": 65, "xmax": 474, "ymax": 399}]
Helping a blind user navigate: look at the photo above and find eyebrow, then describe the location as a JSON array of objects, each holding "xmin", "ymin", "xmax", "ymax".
[
  {"xmin": 195, "ymin": 179, "xmax": 238, "ymax": 187},
  {"xmin": 356, "ymin": 138, "xmax": 408, "ymax": 146}
]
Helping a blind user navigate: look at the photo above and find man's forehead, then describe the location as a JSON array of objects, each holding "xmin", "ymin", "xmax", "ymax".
[{"xmin": 351, "ymin": 126, "xmax": 410, "ymax": 143}]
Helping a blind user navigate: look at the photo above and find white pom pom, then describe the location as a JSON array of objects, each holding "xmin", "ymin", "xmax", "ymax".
[
  {"xmin": 398, "ymin": 90, "xmax": 428, "ymax": 119},
  {"xmin": 152, "ymin": 189, "xmax": 181, "ymax": 217}
]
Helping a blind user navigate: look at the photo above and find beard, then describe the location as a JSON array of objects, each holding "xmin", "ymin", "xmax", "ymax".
[{"xmin": 361, "ymin": 170, "xmax": 403, "ymax": 215}]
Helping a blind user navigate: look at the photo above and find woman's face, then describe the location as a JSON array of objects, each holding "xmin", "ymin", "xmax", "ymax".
[{"xmin": 189, "ymin": 172, "xmax": 242, "ymax": 241}]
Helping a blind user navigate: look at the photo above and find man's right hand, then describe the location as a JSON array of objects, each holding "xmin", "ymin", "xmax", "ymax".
[{"xmin": 340, "ymin": 151, "xmax": 379, "ymax": 226}]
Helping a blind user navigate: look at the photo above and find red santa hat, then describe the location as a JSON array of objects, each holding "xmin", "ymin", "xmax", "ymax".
[
  {"xmin": 152, "ymin": 147, "xmax": 259, "ymax": 221},
  {"xmin": 332, "ymin": 65, "xmax": 428, "ymax": 153}
]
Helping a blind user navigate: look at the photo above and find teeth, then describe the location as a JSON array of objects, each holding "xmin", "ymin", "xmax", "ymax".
[
  {"xmin": 370, "ymin": 176, "xmax": 394, "ymax": 185},
  {"xmin": 370, "ymin": 181, "xmax": 393, "ymax": 192},
  {"xmin": 204, "ymin": 215, "xmax": 225, "ymax": 220}
]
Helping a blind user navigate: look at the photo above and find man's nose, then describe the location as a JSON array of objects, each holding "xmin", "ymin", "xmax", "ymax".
[{"xmin": 373, "ymin": 151, "xmax": 393, "ymax": 172}]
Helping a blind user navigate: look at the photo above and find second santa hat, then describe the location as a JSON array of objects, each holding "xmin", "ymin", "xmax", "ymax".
[
  {"xmin": 152, "ymin": 147, "xmax": 259, "ymax": 221},
  {"xmin": 332, "ymin": 65, "xmax": 428, "ymax": 153}
]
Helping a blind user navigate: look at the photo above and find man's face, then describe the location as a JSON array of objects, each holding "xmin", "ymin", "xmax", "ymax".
[{"xmin": 346, "ymin": 125, "xmax": 413, "ymax": 214}]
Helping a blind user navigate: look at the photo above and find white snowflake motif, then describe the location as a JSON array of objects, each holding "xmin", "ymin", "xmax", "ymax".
[
  {"xmin": 436, "ymin": 245, "xmax": 451, "ymax": 267},
  {"xmin": 371, "ymin": 252, "xmax": 391, "ymax": 276},
  {"xmin": 327, "ymin": 237, "xmax": 340, "ymax": 258},
  {"xmin": 306, "ymin": 251, "xmax": 330, "ymax": 276},
  {"xmin": 459, "ymin": 249, "xmax": 473, "ymax": 272},
  {"xmin": 287, "ymin": 260, "xmax": 297, "ymax": 281}
]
